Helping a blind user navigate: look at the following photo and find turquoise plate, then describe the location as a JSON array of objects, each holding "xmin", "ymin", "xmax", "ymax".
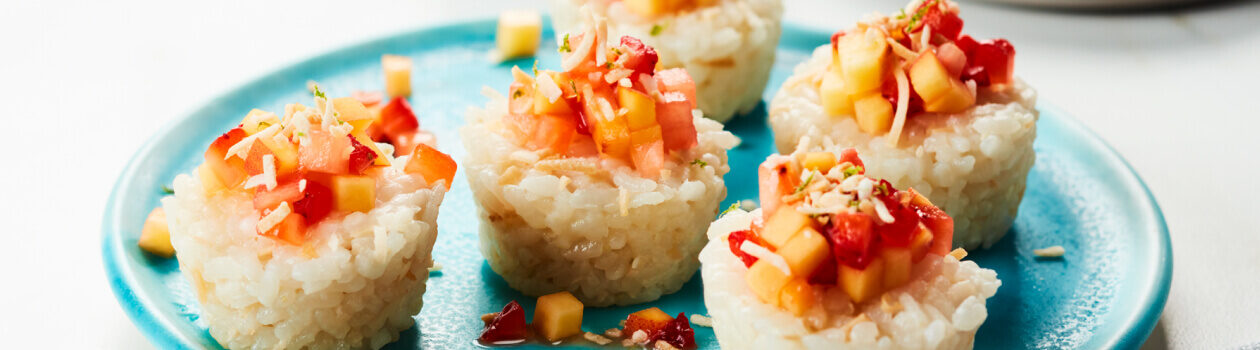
[{"xmin": 102, "ymin": 19, "xmax": 1171, "ymax": 349}]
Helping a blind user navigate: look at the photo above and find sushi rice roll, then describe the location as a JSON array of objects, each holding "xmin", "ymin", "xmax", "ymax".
[
  {"xmin": 551, "ymin": 0, "xmax": 783, "ymax": 122},
  {"xmin": 162, "ymin": 91, "xmax": 457, "ymax": 349},
  {"xmin": 462, "ymin": 21, "xmax": 738, "ymax": 306},
  {"xmin": 768, "ymin": 0, "xmax": 1036, "ymax": 249},
  {"xmin": 700, "ymin": 146, "xmax": 1001, "ymax": 349}
]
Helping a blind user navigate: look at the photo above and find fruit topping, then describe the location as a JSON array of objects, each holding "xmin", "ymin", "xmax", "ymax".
[{"xmin": 479, "ymin": 300, "xmax": 528, "ymax": 344}]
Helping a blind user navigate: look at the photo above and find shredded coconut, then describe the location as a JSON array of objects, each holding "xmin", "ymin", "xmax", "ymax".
[
  {"xmin": 741, "ymin": 241, "xmax": 791, "ymax": 276},
  {"xmin": 536, "ymin": 71, "xmax": 563, "ymax": 103},
  {"xmin": 256, "ymin": 201, "xmax": 291, "ymax": 233},
  {"xmin": 1033, "ymin": 246, "xmax": 1065, "ymax": 258},
  {"xmin": 583, "ymin": 332, "xmax": 612, "ymax": 345}
]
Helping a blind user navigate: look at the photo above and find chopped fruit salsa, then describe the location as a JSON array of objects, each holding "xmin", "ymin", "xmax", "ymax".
[
  {"xmin": 730, "ymin": 147, "xmax": 954, "ymax": 314},
  {"xmin": 619, "ymin": 0, "xmax": 719, "ymax": 18},
  {"xmin": 505, "ymin": 28, "xmax": 699, "ymax": 179},
  {"xmin": 820, "ymin": 0, "xmax": 1016, "ymax": 144},
  {"xmin": 198, "ymin": 88, "xmax": 455, "ymax": 245},
  {"xmin": 477, "ymin": 298, "xmax": 697, "ymax": 349}
]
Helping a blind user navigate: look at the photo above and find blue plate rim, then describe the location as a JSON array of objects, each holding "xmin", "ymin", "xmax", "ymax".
[{"xmin": 101, "ymin": 18, "xmax": 1172, "ymax": 350}]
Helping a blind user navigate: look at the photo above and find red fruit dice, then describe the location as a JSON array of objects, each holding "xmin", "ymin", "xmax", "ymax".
[
  {"xmin": 973, "ymin": 39, "xmax": 1016, "ymax": 85},
  {"xmin": 298, "ymin": 129, "xmax": 350, "ymax": 174},
  {"xmin": 826, "ymin": 213, "xmax": 878, "ymax": 269},
  {"xmin": 619, "ymin": 36, "xmax": 659, "ymax": 77},
  {"xmin": 726, "ymin": 230, "xmax": 762, "ymax": 267},
  {"xmin": 875, "ymin": 197, "xmax": 921, "ymax": 247},
  {"xmin": 912, "ymin": 202, "xmax": 955, "ymax": 256},
  {"xmin": 922, "ymin": 11, "xmax": 964, "ymax": 40},
  {"xmin": 955, "ymin": 35, "xmax": 979, "ymax": 58},
  {"xmin": 837, "ymin": 148, "xmax": 865, "ymax": 169},
  {"xmin": 259, "ymin": 211, "xmax": 307, "ymax": 245},
  {"xmin": 807, "ymin": 253, "xmax": 838, "ymax": 285},
  {"xmin": 962, "ymin": 65, "xmax": 991, "ymax": 87},
  {"xmin": 204, "ymin": 127, "xmax": 250, "ymax": 188},
  {"xmin": 293, "ymin": 179, "xmax": 334, "ymax": 223},
  {"xmin": 652, "ymin": 313, "xmax": 696, "ymax": 349},
  {"xmin": 347, "ymin": 136, "xmax": 377, "ymax": 175},
  {"xmin": 379, "ymin": 97, "xmax": 420, "ymax": 141},
  {"xmin": 655, "ymin": 91, "xmax": 698, "ymax": 151},
  {"xmin": 479, "ymin": 301, "xmax": 528, "ymax": 343}
]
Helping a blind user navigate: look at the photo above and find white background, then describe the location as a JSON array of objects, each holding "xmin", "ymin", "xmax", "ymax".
[{"xmin": 1, "ymin": 0, "xmax": 1257, "ymax": 348}]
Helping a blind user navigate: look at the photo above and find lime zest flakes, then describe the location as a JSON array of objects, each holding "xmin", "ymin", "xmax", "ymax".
[
  {"xmin": 568, "ymin": 80, "xmax": 578, "ymax": 97},
  {"xmin": 650, "ymin": 24, "xmax": 664, "ymax": 36},
  {"xmin": 604, "ymin": 61, "xmax": 614, "ymax": 69},
  {"xmin": 794, "ymin": 172, "xmax": 815, "ymax": 194},
  {"xmin": 512, "ymin": 89, "xmax": 524, "ymax": 99},
  {"xmin": 849, "ymin": 200, "xmax": 861, "ymax": 207},
  {"xmin": 896, "ymin": 8, "xmax": 907, "ymax": 19},
  {"xmin": 843, "ymin": 165, "xmax": 864, "ymax": 178},
  {"xmin": 905, "ymin": 0, "xmax": 940, "ymax": 34},
  {"xmin": 876, "ymin": 181, "xmax": 890, "ymax": 196},
  {"xmin": 720, "ymin": 203, "xmax": 740, "ymax": 216},
  {"xmin": 312, "ymin": 83, "xmax": 326, "ymax": 99},
  {"xmin": 559, "ymin": 33, "xmax": 572, "ymax": 53},
  {"xmin": 533, "ymin": 60, "xmax": 540, "ymax": 76},
  {"xmin": 161, "ymin": 185, "xmax": 174, "ymax": 194},
  {"xmin": 691, "ymin": 159, "xmax": 708, "ymax": 167}
]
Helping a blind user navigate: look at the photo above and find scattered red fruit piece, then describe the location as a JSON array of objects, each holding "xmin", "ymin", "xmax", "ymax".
[
  {"xmin": 827, "ymin": 213, "xmax": 878, "ymax": 269},
  {"xmin": 347, "ymin": 136, "xmax": 377, "ymax": 175},
  {"xmin": 618, "ymin": 36, "xmax": 659, "ymax": 77},
  {"xmin": 479, "ymin": 301, "xmax": 528, "ymax": 343},
  {"xmin": 652, "ymin": 313, "xmax": 696, "ymax": 349}
]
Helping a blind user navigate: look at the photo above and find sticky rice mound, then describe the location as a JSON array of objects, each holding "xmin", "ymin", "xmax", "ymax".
[
  {"xmin": 551, "ymin": 0, "xmax": 783, "ymax": 122},
  {"xmin": 700, "ymin": 209, "xmax": 1001, "ymax": 349},
  {"xmin": 462, "ymin": 88, "xmax": 738, "ymax": 306},
  {"xmin": 769, "ymin": 46, "xmax": 1038, "ymax": 249},
  {"xmin": 162, "ymin": 158, "xmax": 445, "ymax": 350}
]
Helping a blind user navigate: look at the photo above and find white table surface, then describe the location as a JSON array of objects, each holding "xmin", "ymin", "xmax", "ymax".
[{"xmin": 2, "ymin": 0, "xmax": 1257, "ymax": 348}]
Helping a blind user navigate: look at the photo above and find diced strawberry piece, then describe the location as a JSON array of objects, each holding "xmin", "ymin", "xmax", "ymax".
[
  {"xmin": 619, "ymin": 36, "xmax": 659, "ymax": 77},
  {"xmin": 298, "ymin": 129, "xmax": 350, "ymax": 174},
  {"xmin": 830, "ymin": 30, "xmax": 845, "ymax": 53},
  {"xmin": 204, "ymin": 127, "xmax": 250, "ymax": 188},
  {"xmin": 572, "ymin": 103, "xmax": 591, "ymax": 136},
  {"xmin": 479, "ymin": 301, "xmax": 527, "ymax": 343},
  {"xmin": 962, "ymin": 65, "xmax": 991, "ymax": 87},
  {"xmin": 379, "ymin": 97, "xmax": 420, "ymax": 142},
  {"xmin": 347, "ymin": 136, "xmax": 377, "ymax": 175},
  {"xmin": 973, "ymin": 39, "xmax": 1016, "ymax": 85},
  {"xmin": 652, "ymin": 313, "xmax": 696, "ymax": 349},
  {"xmin": 260, "ymin": 212, "xmax": 306, "ymax": 245},
  {"xmin": 655, "ymin": 68, "xmax": 697, "ymax": 108},
  {"xmin": 875, "ymin": 196, "xmax": 921, "ymax": 247},
  {"xmin": 405, "ymin": 143, "xmax": 458, "ymax": 189},
  {"xmin": 826, "ymin": 213, "xmax": 878, "ymax": 269},
  {"xmin": 837, "ymin": 148, "xmax": 864, "ymax": 169},
  {"xmin": 631, "ymin": 140, "xmax": 665, "ymax": 178},
  {"xmin": 529, "ymin": 114, "xmax": 577, "ymax": 155},
  {"xmin": 808, "ymin": 253, "xmax": 838, "ymax": 285},
  {"xmin": 295, "ymin": 179, "xmax": 333, "ymax": 223},
  {"xmin": 922, "ymin": 11, "xmax": 964, "ymax": 40},
  {"xmin": 912, "ymin": 202, "xmax": 954, "ymax": 256},
  {"xmin": 655, "ymin": 91, "xmax": 698, "ymax": 151},
  {"xmin": 727, "ymin": 230, "xmax": 769, "ymax": 267},
  {"xmin": 955, "ymin": 35, "xmax": 979, "ymax": 59}
]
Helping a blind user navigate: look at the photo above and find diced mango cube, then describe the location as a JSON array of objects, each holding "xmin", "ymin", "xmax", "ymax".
[
  {"xmin": 258, "ymin": 136, "xmax": 300, "ymax": 176},
  {"xmin": 853, "ymin": 93, "xmax": 893, "ymax": 135},
  {"xmin": 534, "ymin": 73, "xmax": 574, "ymax": 116},
  {"xmin": 839, "ymin": 257, "xmax": 884, "ymax": 303},
  {"xmin": 618, "ymin": 86, "xmax": 657, "ymax": 131},
  {"xmin": 778, "ymin": 227, "xmax": 831, "ymax": 277},
  {"xmin": 802, "ymin": 152, "xmax": 837, "ymax": 172},
  {"xmin": 839, "ymin": 28, "xmax": 889, "ymax": 94},
  {"xmin": 197, "ymin": 164, "xmax": 226, "ymax": 194},
  {"xmin": 778, "ymin": 278, "xmax": 815, "ymax": 316},
  {"xmin": 382, "ymin": 55, "xmax": 412, "ymax": 98},
  {"xmin": 591, "ymin": 115, "xmax": 632, "ymax": 162},
  {"xmin": 820, "ymin": 68, "xmax": 855, "ymax": 117},
  {"xmin": 629, "ymin": 125, "xmax": 663, "ymax": 148},
  {"xmin": 138, "ymin": 208, "xmax": 174, "ymax": 258},
  {"xmin": 910, "ymin": 50, "xmax": 976, "ymax": 113},
  {"xmin": 746, "ymin": 260, "xmax": 791, "ymax": 306},
  {"xmin": 761, "ymin": 206, "xmax": 813, "ymax": 249},
  {"xmin": 923, "ymin": 81, "xmax": 976, "ymax": 114},
  {"xmin": 241, "ymin": 109, "xmax": 280, "ymax": 135},
  {"xmin": 331, "ymin": 175, "xmax": 376, "ymax": 213},
  {"xmin": 881, "ymin": 247, "xmax": 913, "ymax": 290},
  {"xmin": 624, "ymin": 307, "xmax": 673, "ymax": 338},
  {"xmin": 331, "ymin": 97, "xmax": 373, "ymax": 122},
  {"xmin": 533, "ymin": 291, "xmax": 584, "ymax": 341},
  {"xmin": 496, "ymin": 10, "xmax": 542, "ymax": 59}
]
